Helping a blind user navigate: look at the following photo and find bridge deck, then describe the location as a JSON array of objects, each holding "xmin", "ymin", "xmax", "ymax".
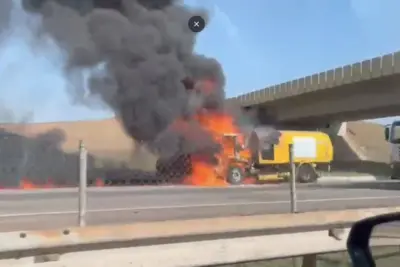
[{"xmin": 230, "ymin": 51, "xmax": 400, "ymax": 107}]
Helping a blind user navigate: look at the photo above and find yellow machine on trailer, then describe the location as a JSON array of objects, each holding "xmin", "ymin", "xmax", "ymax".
[
  {"xmin": 156, "ymin": 127, "xmax": 334, "ymax": 185},
  {"xmin": 247, "ymin": 128, "xmax": 334, "ymax": 183}
]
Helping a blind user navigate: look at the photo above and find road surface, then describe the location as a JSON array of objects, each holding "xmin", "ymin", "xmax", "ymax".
[{"xmin": 0, "ymin": 181, "xmax": 400, "ymax": 231}]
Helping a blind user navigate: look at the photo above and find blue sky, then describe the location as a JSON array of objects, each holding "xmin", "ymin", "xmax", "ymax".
[{"xmin": 1, "ymin": 0, "xmax": 400, "ymax": 124}]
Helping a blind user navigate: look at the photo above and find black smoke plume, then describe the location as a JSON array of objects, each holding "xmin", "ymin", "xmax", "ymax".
[{"xmin": 22, "ymin": 0, "xmax": 225, "ymax": 157}]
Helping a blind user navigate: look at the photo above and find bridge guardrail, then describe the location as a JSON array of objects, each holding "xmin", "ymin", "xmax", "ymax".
[{"xmin": 0, "ymin": 206, "xmax": 399, "ymax": 266}]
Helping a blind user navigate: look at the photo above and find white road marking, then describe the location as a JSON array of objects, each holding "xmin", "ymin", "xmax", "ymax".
[
  {"xmin": 0, "ymin": 195, "xmax": 399, "ymax": 218},
  {"xmin": 0, "ymin": 185, "xmax": 283, "ymax": 195}
]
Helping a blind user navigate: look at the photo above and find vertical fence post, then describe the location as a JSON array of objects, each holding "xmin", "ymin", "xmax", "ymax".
[
  {"xmin": 301, "ymin": 254, "xmax": 317, "ymax": 267},
  {"xmin": 289, "ymin": 144, "xmax": 298, "ymax": 213},
  {"xmin": 78, "ymin": 140, "xmax": 88, "ymax": 227}
]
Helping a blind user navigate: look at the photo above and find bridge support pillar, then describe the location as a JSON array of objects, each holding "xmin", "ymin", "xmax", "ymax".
[
  {"xmin": 319, "ymin": 122, "xmax": 348, "ymax": 163},
  {"xmin": 319, "ymin": 122, "xmax": 347, "ymax": 137},
  {"xmin": 319, "ymin": 122, "xmax": 347, "ymax": 154}
]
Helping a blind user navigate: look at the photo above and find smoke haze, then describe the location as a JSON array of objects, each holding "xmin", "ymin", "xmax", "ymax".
[
  {"xmin": 20, "ymin": 0, "xmax": 226, "ymax": 156},
  {"xmin": 0, "ymin": 0, "xmax": 113, "ymax": 123}
]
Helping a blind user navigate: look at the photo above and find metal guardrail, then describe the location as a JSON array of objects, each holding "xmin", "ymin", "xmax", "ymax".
[
  {"xmin": 73, "ymin": 141, "xmax": 301, "ymax": 228},
  {"xmin": 0, "ymin": 207, "xmax": 400, "ymax": 266}
]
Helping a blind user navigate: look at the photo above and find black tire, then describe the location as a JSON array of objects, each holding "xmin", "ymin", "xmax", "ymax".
[
  {"xmin": 226, "ymin": 166, "xmax": 245, "ymax": 185},
  {"xmin": 296, "ymin": 163, "xmax": 318, "ymax": 183},
  {"xmin": 156, "ymin": 154, "xmax": 192, "ymax": 183}
]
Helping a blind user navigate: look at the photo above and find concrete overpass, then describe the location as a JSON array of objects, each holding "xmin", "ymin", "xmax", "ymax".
[{"xmin": 227, "ymin": 51, "xmax": 400, "ymax": 127}]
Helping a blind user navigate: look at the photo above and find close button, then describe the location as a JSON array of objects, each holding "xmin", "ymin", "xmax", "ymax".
[{"xmin": 188, "ymin": 15, "xmax": 206, "ymax": 33}]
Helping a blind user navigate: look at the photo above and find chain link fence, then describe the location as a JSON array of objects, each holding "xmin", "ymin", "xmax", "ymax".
[{"xmin": 0, "ymin": 129, "xmax": 196, "ymax": 187}]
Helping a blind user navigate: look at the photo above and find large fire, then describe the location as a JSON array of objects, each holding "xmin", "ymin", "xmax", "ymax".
[
  {"xmin": 183, "ymin": 112, "xmax": 241, "ymax": 186},
  {"xmin": 182, "ymin": 79, "xmax": 251, "ymax": 186},
  {"xmin": 0, "ymin": 80, "xmax": 250, "ymax": 190}
]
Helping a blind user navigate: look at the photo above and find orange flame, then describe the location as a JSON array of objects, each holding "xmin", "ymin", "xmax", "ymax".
[
  {"xmin": 183, "ymin": 80, "xmax": 250, "ymax": 186},
  {"xmin": 183, "ymin": 112, "xmax": 240, "ymax": 186},
  {"xmin": 0, "ymin": 177, "xmax": 108, "ymax": 190},
  {"xmin": 20, "ymin": 177, "xmax": 57, "ymax": 189},
  {"xmin": 95, "ymin": 178, "xmax": 105, "ymax": 187}
]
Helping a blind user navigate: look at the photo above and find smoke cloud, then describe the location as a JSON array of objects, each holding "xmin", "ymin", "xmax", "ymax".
[
  {"xmin": 21, "ymin": 0, "xmax": 226, "ymax": 157},
  {"xmin": 0, "ymin": 1, "xmax": 12, "ymax": 34}
]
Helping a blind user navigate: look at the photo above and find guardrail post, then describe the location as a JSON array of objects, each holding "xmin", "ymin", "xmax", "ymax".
[
  {"xmin": 289, "ymin": 144, "xmax": 297, "ymax": 213},
  {"xmin": 301, "ymin": 254, "xmax": 317, "ymax": 267},
  {"xmin": 78, "ymin": 140, "xmax": 88, "ymax": 227}
]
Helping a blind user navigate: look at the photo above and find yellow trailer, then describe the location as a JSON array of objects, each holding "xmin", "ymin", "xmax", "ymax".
[{"xmin": 248, "ymin": 128, "xmax": 334, "ymax": 183}]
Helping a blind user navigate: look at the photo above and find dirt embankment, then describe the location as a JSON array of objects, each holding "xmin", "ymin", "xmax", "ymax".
[
  {"xmin": 331, "ymin": 121, "xmax": 390, "ymax": 176},
  {"xmin": 346, "ymin": 121, "xmax": 390, "ymax": 163}
]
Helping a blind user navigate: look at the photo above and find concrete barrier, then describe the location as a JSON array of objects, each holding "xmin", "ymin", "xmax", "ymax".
[
  {"xmin": 0, "ymin": 207, "xmax": 399, "ymax": 266},
  {"xmin": 0, "ymin": 229, "xmax": 354, "ymax": 267}
]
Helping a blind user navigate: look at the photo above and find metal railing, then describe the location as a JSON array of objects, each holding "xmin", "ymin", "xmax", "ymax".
[{"xmin": 0, "ymin": 207, "xmax": 399, "ymax": 266}]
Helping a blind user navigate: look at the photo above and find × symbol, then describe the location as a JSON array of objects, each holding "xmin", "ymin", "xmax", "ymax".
[{"xmin": 188, "ymin": 16, "xmax": 205, "ymax": 33}]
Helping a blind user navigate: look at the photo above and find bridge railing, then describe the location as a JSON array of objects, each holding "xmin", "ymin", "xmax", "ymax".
[{"xmin": 0, "ymin": 207, "xmax": 399, "ymax": 266}]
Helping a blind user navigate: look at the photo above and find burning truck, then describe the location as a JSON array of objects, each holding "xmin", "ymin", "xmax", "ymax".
[
  {"xmin": 153, "ymin": 77, "xmax": 262, "ymax": 186},
  {"xmin": 154, "ymin": 79, "xmax": 333, "ymax": 186}
]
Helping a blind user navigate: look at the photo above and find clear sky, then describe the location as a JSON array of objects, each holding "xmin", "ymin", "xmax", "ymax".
[{"xmin": 1, "ymin": 0, "xmax": 400, "ymax": 124}]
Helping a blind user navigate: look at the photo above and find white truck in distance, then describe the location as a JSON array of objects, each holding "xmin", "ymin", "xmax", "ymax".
[{"xmin": 384, "ymin": 121, "xmax": 400, "ymax": 179}]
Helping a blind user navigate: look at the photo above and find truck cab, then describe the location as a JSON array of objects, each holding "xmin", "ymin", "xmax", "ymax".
[{"xmin": 384, "ymin": 120, "xmax": 400, "ymax": 178}]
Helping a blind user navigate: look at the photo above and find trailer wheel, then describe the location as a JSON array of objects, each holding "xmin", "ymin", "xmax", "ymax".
[
  {"xmin": 296, "ymin": 163, "xmax": 318, "ymax": 183},
  {"xmin": 227, "ymin": 166, "xmax": 245, "ymax": 185}
]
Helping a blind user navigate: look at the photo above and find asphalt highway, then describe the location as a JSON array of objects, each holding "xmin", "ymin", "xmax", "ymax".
[{"xmin": 0, "ymin": 181, "xmax": 400, "ymax": 231}]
